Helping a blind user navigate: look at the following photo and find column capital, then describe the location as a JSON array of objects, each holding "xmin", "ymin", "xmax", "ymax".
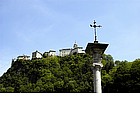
[{"xmin": 93, "ymin": 63, "xmax": 103, "ymax": 68}]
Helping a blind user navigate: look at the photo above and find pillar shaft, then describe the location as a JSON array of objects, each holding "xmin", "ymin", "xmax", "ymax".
[
  {"xmin": 85, "ymin": 42, "xmax": 109, "ymax": 93},
  {"xmin": 93, "ymin": 64, "xmax": 102, "ymax": 93}
]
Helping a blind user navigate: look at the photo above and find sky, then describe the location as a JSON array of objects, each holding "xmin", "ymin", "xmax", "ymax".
[{"xmin": 1, "ymin": 0, "xmax": 140, "ymax": 76}]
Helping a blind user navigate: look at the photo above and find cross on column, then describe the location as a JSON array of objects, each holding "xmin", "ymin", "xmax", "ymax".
[{"xmin": 90, "ymin": 20, "xmax": 102, "ymax": 42}]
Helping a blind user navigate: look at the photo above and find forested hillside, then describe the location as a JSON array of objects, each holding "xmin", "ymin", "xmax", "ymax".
[{"xmin": 0, "ymin": 54, "xmax": 140, "ymax": 93}]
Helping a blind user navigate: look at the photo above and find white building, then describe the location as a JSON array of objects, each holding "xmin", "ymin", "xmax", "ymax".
[
  {"xmin": 32, "ymin": 50, "xmax": 42, "ymax": 59},
  {"xmin": 17, "ymin": 55, "xmax": 30, "ymax": 60},
  {"xmin": 48, "ymin": 50, "xmax": 56, "ymax": 56},
  {"xmin": 59, "ymin": 42, "xmax": 85, "ymax": 57},
  {"xmin": 70, "ymin": 42, "xmax": 85, "ymax": 55},
  {"xmin": 11, "ymin": 55, "xmax": 30, "ymax": 66},
  {"xmin": 59, "ymin": 48, "xmax": 72, "ymax": 57},
  {"xmin": 43, "ymin": 50, "xmax": 56, "ymax": 57}
]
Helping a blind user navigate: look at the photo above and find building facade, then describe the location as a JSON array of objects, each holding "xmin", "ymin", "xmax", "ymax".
[
  {"xmin": 59, "ymin": 48, "xmax": 72, "ymax": 57},
  {"xmin": 43, "ymin": 50, "xmax": 56, "ymax": 57},
  {"xmin": 17, "ymin": 55, "xmax": 30, "ymax": 60},
  {"xmin": 48, "ymin": 50, "xmax": 56, "ymax": 56},
  {"xmin": 59, "ymin": 42, "xmax": 85, "ymax": 57},
  {"xmin": 32, "ymin": 51, "xmax": 42, "ymax": 59},
  {"xmin": 70, "ymin": 42, "xmax": 85, "ymax": 55}
]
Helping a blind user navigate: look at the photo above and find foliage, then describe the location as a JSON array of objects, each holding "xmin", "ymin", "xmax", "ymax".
[
  {"xmin": 0, "ymin": 54, "xmax": 93, "ymax": 92},
  {"xmin": 0, "ymin": 54, "xmax": 140, "ymax": 93}
]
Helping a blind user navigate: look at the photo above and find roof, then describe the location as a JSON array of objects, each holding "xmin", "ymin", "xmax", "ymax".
[
  {"xmin": 59, "ymin": 48, "xmax": 71, "ymax": 51},
  {"xmin": 72, "ymin": 46, "xmax": 83, "ymax": 50},
  {"xmin": 17, "ymin": 55, "xmax": 30, "ymax": 58},
  {"xmin": 32, "ymin": 50, "xmax": 42, "ymax": 55},
  {"xmin": 44, "ymin": 52, "xmax": 49, "ymax": 54},
  {"xmin": 49, "ymin": 50, "xmax": 56, "ymax": 52}
]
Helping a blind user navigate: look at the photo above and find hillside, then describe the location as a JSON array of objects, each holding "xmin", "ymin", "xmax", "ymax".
[
  {"xmin": 0, "ymin": 54, "xmax": 93, "ymax": 92},
  {"xmin": 0, "ymin": 54, "xmax": 140, "ymax": 93}
]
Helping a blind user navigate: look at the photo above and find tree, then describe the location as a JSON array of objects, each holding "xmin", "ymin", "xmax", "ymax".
[
  {"xmin": 102, "ymin": 54, "xmax": 115, "ymax": 73},
  {"xmin": 6, "ymin": 87, "xmax": 14, "ymax": 92},
  {"xmin": 130, "ymin": 59, "xmax": 140, "ymax": 92},
  {"xmin": 0, "ymin": 84, "xmax": 6, "ymax": 92},
  {"xmin": 102, "ymin": 71, "xmax": 113, "ymax": 93},
  {"xmin": 2, "ymin": 53, "xmax": 139, "ymax": 93},
  {"xmin": 54, "ymin": 79, "xmax": 64, "ymax": 92},
  {"xmin": 112, "ymin": 61, "xmax": 132, "ymax": 92}
]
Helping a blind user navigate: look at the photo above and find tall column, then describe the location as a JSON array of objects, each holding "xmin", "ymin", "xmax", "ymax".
[
  {"xmin": 86, "ymin": 20, "xmax": 109, "ymax": 93},
  {"xmin": 93, "ymin": 63, "xmax": 103, "ymax": 93},
  {"xmin": 85, "ymin": 42, "xmax": 108, "ymax": 93}
]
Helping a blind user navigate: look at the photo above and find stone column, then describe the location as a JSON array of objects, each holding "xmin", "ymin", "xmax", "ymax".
[
  {"xmin": 85, "ymin": 42, "xmax": 109, "ymax": 93},
  {"xmin": 93, "ymin": 63, "xmax": 103, "ymax": 93}
]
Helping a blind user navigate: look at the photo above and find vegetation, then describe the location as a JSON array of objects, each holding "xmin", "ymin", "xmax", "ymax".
[{"xmin": 0, "ymin": 54, "xmax": 140, "ymax": 93}]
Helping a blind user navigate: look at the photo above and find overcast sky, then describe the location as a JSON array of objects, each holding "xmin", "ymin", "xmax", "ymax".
[{"xmin": 1, "ymin": 0, "xmax": 140, "ymax": 76}]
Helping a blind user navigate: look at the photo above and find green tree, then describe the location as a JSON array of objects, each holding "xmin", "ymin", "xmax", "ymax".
[
  {"xmin": 6, "ymin": 87, "xmax": 14, "ymax": 92},
  {"xmin": 0, "ymin": 84, "xmax": 6, "ymax": 92},
  {"xmin": 130, "ymin": 59, "xmax": 140, "ymax": 92},
  {"xmin": 102, "ymin": 54, "xmax": 115, "ymax": 73},
  {"xmin": 112, "ymin": 61, "xmax": 132, "ymax": 92},
  {"xmin": 2, "ymin": 53, "xmax": 136, "ymax": 93}
]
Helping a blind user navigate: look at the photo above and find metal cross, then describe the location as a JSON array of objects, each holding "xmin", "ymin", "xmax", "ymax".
[{"xmin": 90, "ymin": 20, "xmax": 102, "ymax": 42}]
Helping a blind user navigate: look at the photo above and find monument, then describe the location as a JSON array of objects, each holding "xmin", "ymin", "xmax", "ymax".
[{"xmin": 85, "ymin": 20, "xmax": 109, "ymax": 93}]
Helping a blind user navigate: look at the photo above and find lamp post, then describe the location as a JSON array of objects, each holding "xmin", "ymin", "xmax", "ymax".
[{"xmin": 85, "ymin": 20, "xmax": 109, "ymax": 93}]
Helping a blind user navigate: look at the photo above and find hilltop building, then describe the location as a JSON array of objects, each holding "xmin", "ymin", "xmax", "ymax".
[
  {"xmin": 11, "ymin": 55, "xmax": 30, "ymax": 66},
  {"xmin": 59, "ymin": 42, "xmax": 85, "ymax": 57},
  {"xmin": 59, "ymin": 48, "xmax": 72, "ymax": 57},
  {"xmin": 32, "ymin": 50, "xmax": 43, "ymax": 59},
  {"xmin": 48, "ymin": 50, "xmax": 56, "ymax": 56},
  {"xmin": 11, "ymin": 42, "xmax": 85, "ymax": 64},
  {"xmin": 17, "ymin": 55, "xmax": 30, "ymax": 60},
  {"xmin": 70, "ymin": 42, "xmax": 85, "ymax": 55},
  {"xmin": 43, "ymin": 50, "xmax": 56, "ymax": 57}
]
